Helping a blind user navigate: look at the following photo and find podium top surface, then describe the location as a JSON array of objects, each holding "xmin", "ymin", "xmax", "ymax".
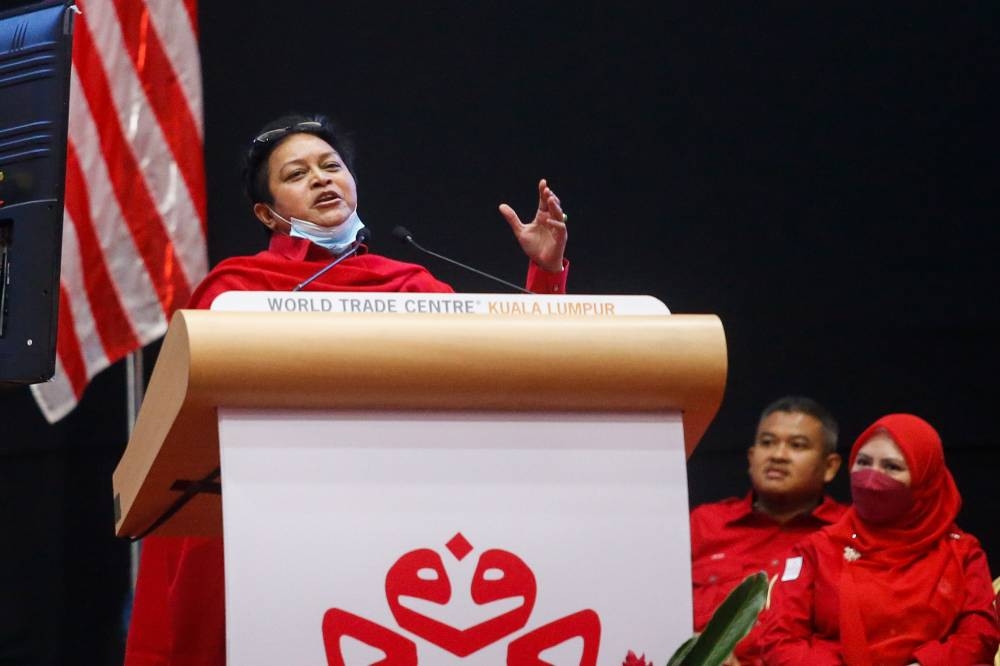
[{"xmin": 113, "ymin": 308, "xmax": 726, "ymax": 537}]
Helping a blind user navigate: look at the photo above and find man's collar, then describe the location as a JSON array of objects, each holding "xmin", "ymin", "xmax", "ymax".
[
  {"xmin": 810, "ymin": 494, "xmax": 846, "ymax": 523},
  {"xmin": 729, "ymin": 491, "xmax": 842, "ymax": 526}
]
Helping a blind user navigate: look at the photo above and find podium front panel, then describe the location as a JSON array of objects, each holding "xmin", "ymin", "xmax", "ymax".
[{"xmin": 219, "ymin": 408, "xmax": 692, "ymax": 665}]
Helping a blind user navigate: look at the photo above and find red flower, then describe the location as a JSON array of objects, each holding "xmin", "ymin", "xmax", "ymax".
[{"xmin": 622, "ymin": 650, "xmax": 653, "ymax": 666}]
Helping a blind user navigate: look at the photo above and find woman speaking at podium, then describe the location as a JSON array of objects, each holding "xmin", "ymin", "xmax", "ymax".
[{"xmin": 123, "ymin": 113, "xmax": 570, "ymax": 665}]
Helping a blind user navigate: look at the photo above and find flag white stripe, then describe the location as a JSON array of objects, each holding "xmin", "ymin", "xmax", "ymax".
[
  {"xmin": 59, "ymin": 211, "xmax": 110, "ymax": 375},
  {"xmin": 67, "ymin": 69, "xmax": 168, "ymax": 336},
  {"xmin": 144, "ymin": 1, "xmax": 203, "ymax": 138},
  {"xmin": 30, "ymin": 356, "xmax": 78, "ymax": 423},
  {"xmin": 75, "ymin": 0, "xmax": 207, "ymax": 287}
]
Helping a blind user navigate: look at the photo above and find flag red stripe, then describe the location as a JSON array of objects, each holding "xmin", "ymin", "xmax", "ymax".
[
  {"xmin": 64, "ymin": 141, "xmax": 142, "ymax": 359},
  {"xmin": 111, "ymin": 0, "xmax": 207, "ymax": 229},
  {"xmin": 72, "ymin": 20, "xmax": 192, "ymax": 314},
  {"xmin": 56, "ymin": 285, "xmax": 88, "ymax": 399},
  {"xmin": 182, "ymin": 0, "xmax": 198, "ymax": 36}
]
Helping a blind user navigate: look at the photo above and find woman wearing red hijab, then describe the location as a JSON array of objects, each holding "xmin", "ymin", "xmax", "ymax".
[{"xmin": 759, "ymin": 414, "xmax": 999, "ymax": 665}]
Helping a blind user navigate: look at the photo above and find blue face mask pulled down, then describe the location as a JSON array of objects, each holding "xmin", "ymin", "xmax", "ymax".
[{"xmin": 269, "ymin": 206, "xmax": 366, "ymax": 254}]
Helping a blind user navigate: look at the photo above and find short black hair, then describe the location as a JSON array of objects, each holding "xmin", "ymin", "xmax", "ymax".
[
  {"xmin": 242, "ymin": 113, "xmax": 355, "ymax": 205},
  {"xmin": 757, "ymin": 395, "xmax": 839, "ymax": 453}
]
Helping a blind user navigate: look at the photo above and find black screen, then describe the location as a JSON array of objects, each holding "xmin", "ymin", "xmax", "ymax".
[{"xmin": 0, "ymin": 1, "xmax": 74, "ymax": 382}]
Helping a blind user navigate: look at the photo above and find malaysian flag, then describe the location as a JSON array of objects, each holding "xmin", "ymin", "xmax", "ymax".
[{"xmin": 31, "ymin": 0, "xmax": 207, "ymax": 422}]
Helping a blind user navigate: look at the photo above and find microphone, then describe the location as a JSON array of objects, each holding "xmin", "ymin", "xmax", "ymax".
[
  {"xmin": 391, "ymin": 226, "xmax": 533, "ymax": 294},
  {"xmin": 292, "ymin": 227, "xmax": 371, "ymax": 292}
]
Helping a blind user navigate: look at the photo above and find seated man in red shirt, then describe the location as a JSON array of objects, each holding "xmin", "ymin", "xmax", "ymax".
[{"xmin": 689, "ymin": 396, "xmax": 846, "ymax": 665}]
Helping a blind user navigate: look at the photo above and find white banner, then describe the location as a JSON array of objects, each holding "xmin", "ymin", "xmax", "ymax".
[{"xmin": 219, "ymin": 409, "xmax": 692, "ymax": 665}]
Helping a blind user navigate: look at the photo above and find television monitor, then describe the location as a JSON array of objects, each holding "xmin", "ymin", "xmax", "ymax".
[{"xmin": 0, "ymin": 0, "xmax": 75, "ymax": 383}]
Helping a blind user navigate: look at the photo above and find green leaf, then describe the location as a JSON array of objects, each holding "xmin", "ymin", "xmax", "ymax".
[
  {"xmin": 665, "ymin": 571, "xmax": 769, "ymax": 666},
  {"xmin": 665, "ymin": 635, "xmax": 697, "ymax": 666}
]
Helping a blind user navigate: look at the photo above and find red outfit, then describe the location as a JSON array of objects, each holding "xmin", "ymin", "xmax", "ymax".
[
  {"xmin": 760, "ymin": 414, "xmax": 1000, "ymax": 666},
  {"xmin": 124, "ymin": 234, "xmax": 568, "ymax": 666},
  {"xmin": 186, "ymin": 232, "xmax": 568, "ymax": 303},
  {"xmin": 690, "ymin": 492, "xmax": 847, "ymax": 663}
]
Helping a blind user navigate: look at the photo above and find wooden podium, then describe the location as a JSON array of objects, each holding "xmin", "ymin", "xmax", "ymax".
[{"xmin": 114, "ymin": 295, "xmax": 726, "ymax": 665}]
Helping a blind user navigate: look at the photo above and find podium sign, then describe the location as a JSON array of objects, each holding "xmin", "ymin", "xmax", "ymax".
[
  {"xmin": 220, "ymin": 409, "xmax": 690, "ymax": 665},
  {"xmin": 211, "ymin": 291, "xmax": 670, "ymax": 316}
]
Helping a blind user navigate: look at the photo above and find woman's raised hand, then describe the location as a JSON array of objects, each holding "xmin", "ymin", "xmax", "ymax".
[{"xmin": 499, "ymin": 178, "xmax": 568, "ymax": 273}]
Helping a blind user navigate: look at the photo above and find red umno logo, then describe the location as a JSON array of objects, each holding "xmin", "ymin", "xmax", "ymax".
[{"xmin": 322, "ymin": 533, "xmax": 601, "ymax": 664}]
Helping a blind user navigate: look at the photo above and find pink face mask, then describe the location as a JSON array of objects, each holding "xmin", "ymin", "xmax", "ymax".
[{"xmin": 851, "ymin": 469, "xmax": 914, "ymax": 525}]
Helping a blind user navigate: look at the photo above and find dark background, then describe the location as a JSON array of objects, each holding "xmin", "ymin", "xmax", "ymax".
[{"xmin": 1, "ymin": 2, "xmax": 997, "ymax": 664}]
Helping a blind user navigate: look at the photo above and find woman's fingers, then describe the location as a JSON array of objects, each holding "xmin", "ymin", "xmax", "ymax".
[{"xmin": 498, "ymin": 203, "xmax": 523, "ymax": 233}]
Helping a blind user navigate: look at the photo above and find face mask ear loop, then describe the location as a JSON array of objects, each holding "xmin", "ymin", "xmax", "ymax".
[{"xmin": 266, "ymin": 205, "xmax": 291, "ymax": 226}]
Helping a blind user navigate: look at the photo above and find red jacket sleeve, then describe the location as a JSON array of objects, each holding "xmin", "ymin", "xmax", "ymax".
[
  {"xmin": 758, "ymin": 543, "xmax": 844, "ymax": 666},
  {"xmin": 688, "ymin": 504, "xmax": 714, "ymax": 632},
  {"xmin": 911, "ymin": 536, "xmax": 1000, "ymax": 666},
  {"xmin": 689, "ymin": 502, "xmax": 744, "ymax": 634},
  {"xmin": 526, "ymin": 259, "xmax": 569, "ymax": 294}
]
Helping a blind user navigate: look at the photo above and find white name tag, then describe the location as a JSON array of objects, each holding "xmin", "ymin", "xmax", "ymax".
[{"xmin": 781, "ymin": 556, "xmax": 803, "ymax": 582}]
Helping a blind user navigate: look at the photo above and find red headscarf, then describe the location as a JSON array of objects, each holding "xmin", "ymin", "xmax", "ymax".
[{"xmin": 830, "ymin": 414, "xmax": 965, "ymax": 665}]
